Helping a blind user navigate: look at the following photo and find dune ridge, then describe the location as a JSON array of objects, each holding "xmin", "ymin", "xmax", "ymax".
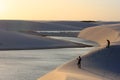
[
  {"xmin": 38, "ymin": 24, "xmax": 120, "ymax": 80},
  {"xmin": 78, "ymin": 24, "xmax": 120, "ymax": 46}
]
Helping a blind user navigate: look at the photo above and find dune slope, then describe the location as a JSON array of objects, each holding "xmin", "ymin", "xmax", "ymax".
[
  {"xmin": 78, "ymin": 24, "xmax": 120, "ymax": 46},
  {"xmin": 82, "ymin": 45, "xmax": 120, "ymax": 80}
]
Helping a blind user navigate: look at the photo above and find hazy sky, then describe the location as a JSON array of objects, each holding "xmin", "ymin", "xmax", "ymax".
[{"xmin": 0, "ymin": 0, "xmax": 120, "ymax": 21}]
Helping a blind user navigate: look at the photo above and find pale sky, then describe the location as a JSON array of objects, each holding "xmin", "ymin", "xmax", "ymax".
[{"xmin": 0, "ymin": 0, "xmax": 120, "ymax": 21}]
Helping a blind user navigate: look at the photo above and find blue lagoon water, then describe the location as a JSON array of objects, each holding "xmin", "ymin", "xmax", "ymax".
[{"xmin": 0, "ymin": 48, "xmax": 94, "ymax": 80}]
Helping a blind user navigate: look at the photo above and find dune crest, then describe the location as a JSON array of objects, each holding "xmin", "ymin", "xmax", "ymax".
[{"xmin": 78, "ymin": 24, "xmax": 120, "ymax": 46}]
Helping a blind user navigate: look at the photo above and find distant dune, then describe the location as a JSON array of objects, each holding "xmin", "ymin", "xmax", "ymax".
[
  {"xmin": 0, "ymin": 29, "xmax": 91, "ymax": 50},
  {"xmin": 0, "ymin": 20, "xmax": 93, "ymax": 31},
  {"xmin": 0, "ymin": 20, "xmax": 119, "ymax": 31},
  {"xmin": 0, "ymin": 20, "xmax": 103, "ymax": 50},
  {"xmin": 0, "ymin": 20, "xmax": 114, "ymax": 50}
]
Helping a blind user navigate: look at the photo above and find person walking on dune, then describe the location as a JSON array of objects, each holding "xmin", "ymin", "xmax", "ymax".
[
  {"xmin": 77, "ymin": 56, "xmax": 82, "ymax": 68},
  {"xmin": 106, "ymin": 39, "xmax": 110, "ymax": 48}
]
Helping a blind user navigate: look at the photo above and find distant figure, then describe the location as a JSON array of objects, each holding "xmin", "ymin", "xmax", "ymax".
[
  {"xmin": 106, "ymin": 40, "xmax": 110, "ymax": 48},
  {"xmin": 77, "ymin": 56, "xmax": 82, "ymax": 68}
]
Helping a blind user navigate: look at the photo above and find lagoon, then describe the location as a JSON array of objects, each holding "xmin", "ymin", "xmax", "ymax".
[{"xmin": 0, "ymin": 48, "xmax": 94, "ymax": 80}]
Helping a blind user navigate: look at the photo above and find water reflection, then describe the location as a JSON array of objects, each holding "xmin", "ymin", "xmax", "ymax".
[{"xmin": 0, "ymin": 48, "xmax": 94, "ymax": 80}]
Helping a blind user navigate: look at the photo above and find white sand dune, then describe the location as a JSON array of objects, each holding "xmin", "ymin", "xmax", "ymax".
[
  {"xmin": 0, "ymin": 20, "xmax": 109, "ymax": 50},
  {"xmin": 38, "ymin": 24, "xmax": 120, "ymax": 80},
  {"xmin": 39, "ymin": 59, "xmax": 109, "ymax": 80},
  {"xmin": 78, "ymin": 24, "xmax": 120, "ymax": 46},
  {"xmin": 0, "ymin": 30, "xmax": 81, "ymax": 50}
]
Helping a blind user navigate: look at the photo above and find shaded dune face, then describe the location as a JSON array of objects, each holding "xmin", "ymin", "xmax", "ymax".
[
  {"xmin": 82, "ymin": 45, "xmax": 120, "ymax": 80},
  {"xmin": 78, "ymin": 24, "xmax": 120, "ymax": 80}
]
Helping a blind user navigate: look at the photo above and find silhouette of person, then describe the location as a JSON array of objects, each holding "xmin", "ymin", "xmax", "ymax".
[
  {"xmin": 77, "ymin": 56, "xmax": 82, "ymax": 68},
  {"xmin": 106, "ymin": 40, "xmax": 110, "ymax": 48}
]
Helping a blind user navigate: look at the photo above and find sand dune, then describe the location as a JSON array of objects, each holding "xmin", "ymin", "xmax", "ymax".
[
  {"xmin": 38, "ymin": 59, "xmax": 109, "ymax": 80},
  {"xmin": 0, "ymin": 29, "xmax": 83, "ymax": 50},
  {"xmin": 38, "ymin": 24, "xmax": 120, "ymax": 80},
  {"xmin": 0, "ymin": 20, "xmax": 109, "ymax": 50},
  {"xmin": 78, "ymin": 24, "xmax": 120, "ymax": 46}
]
